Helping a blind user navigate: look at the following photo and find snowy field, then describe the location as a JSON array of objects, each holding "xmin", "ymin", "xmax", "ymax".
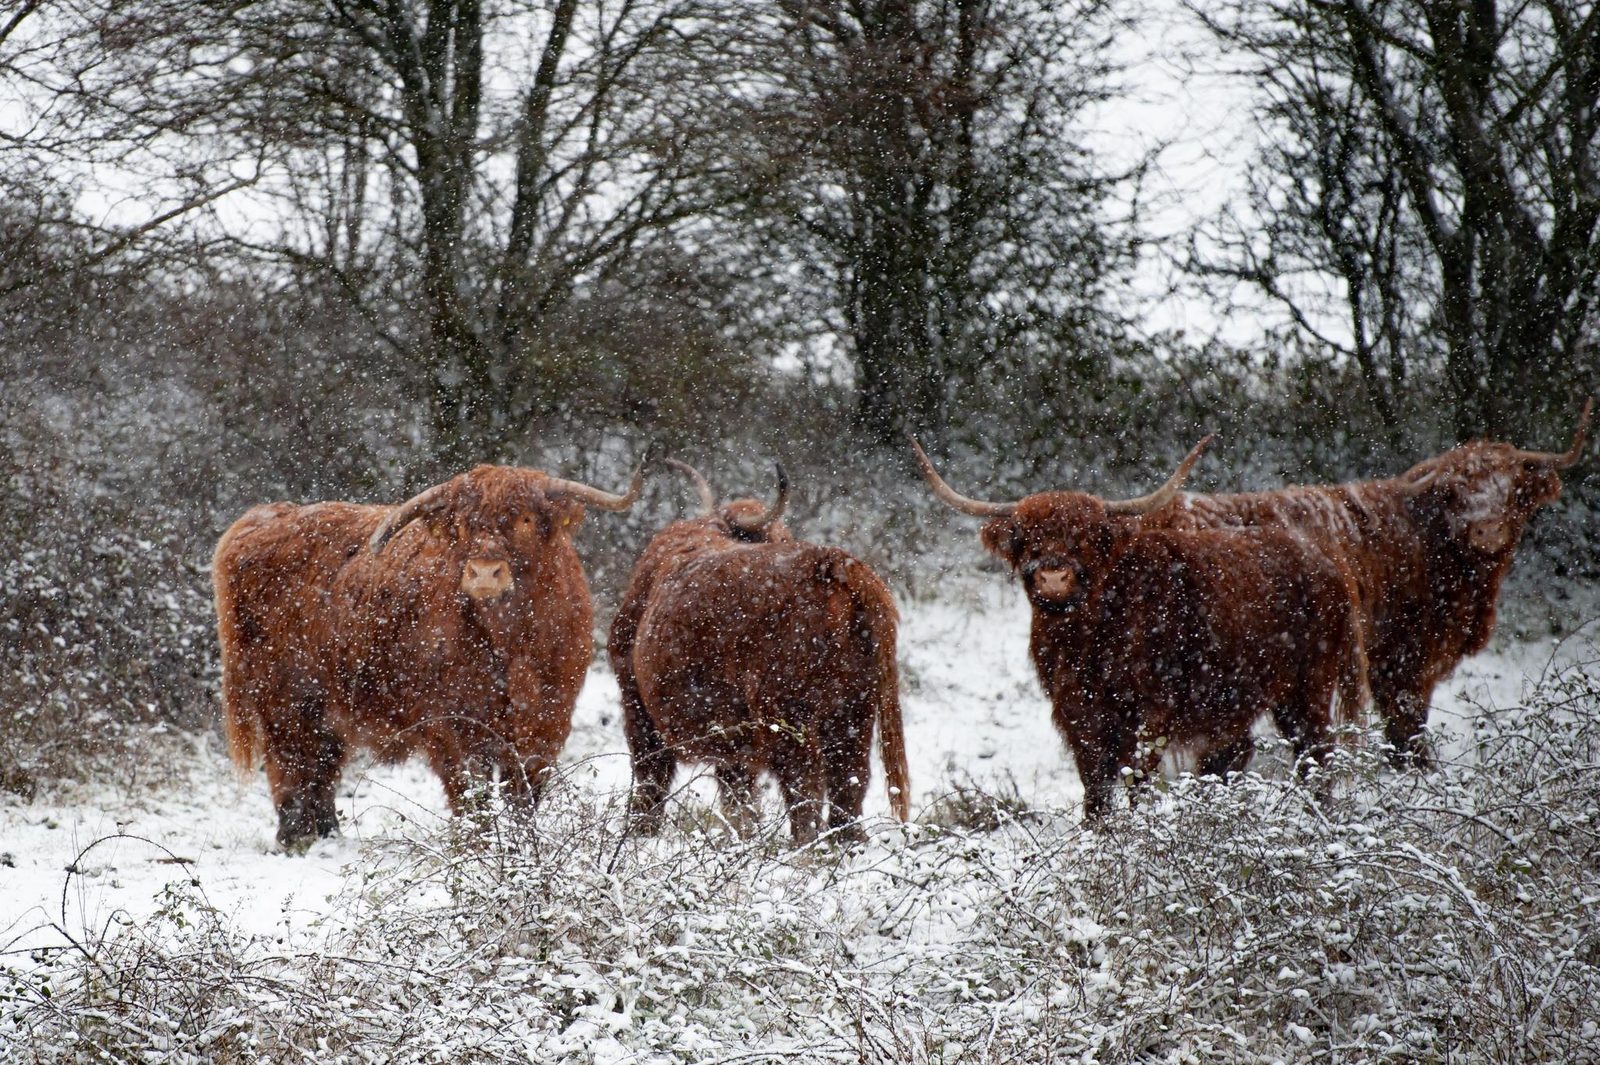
[
  {"xmin": 3, "ymin": 582, "xmax": 1578, "ymax": 956},
  {"xmin": 4, "ymin": 581, "xmax": 1598, "ymax": 1062}
]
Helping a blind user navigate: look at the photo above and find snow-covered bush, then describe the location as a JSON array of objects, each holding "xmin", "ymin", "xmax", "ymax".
[
  {"xmin": 0, "ymin": 452, "xmax": 215, "ymax": 796},
  {"xmin": 7, "ymin": 649, "xmax": 1597, "ymax": 1063}
]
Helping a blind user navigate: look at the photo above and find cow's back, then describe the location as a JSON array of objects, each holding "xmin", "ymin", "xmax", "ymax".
[
  {"xmin": 608, "ymin": 521, "xmax": 725, "ymax": 678},
  {"xmin": 633, "ymin": 542, "xmax": 885, "ymax": 763},
  {"xmin": 1096, "ymin": 528, "xmax": 1356, "ymax": 743},
  {"xmin": 1163, "ymin": 483, "xmax": 1429, "ymax": 686},
  {"xmin": 1172, "ymin": 480, "xmax": 1415, "ymax": 572}
]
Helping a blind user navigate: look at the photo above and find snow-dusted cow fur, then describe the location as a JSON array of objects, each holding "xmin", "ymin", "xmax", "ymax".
[
  {"xmin": 1160, "ymin": 400, "xmax": 1590, "ymax": 762},
  {"xmin": 986, "ymin": 494, "xmax": 1367, "ymax": 819},
  {"xmin": 916, "ymin": 439, "xmax": 1368, "ymax": 819},
  {"xmin": 618, "ymin": 462, "xmax": 910, "ymax": 843},
  {"xmin": 212, "ymin": 462, "xmax": 642, "ymax": 850}
]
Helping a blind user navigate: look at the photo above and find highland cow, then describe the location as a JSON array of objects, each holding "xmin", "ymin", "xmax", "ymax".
[
  {"xmin": 617, "ymin": 462, "xmax": 909, "ymax": 842},
  {"xmin": 213, "ymin": 461, "xmax": 644, "ymax": 849},
  {"xmin": 916, "ymin": 439, "xmax": 1367, "ymax": 819}
]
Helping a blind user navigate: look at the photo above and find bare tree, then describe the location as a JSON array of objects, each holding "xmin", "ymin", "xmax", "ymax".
[
  {"xmin": 0, "ymin": 2, "xmax": 261, "ymax": 300},
  {"xmin": 1190, "ymin": 0, "xmax": 1600, "ymax": 437},
  {"xmin": 7, "ymin": 0, "xmax": 742, "ymax": 471},
  {"xmin": 709, "ymin": 0, "xmax": 1143, "ymax": 449},
  {"xmin": 243, "ymin": 0, "xmax": 744, "ymax": 469}
]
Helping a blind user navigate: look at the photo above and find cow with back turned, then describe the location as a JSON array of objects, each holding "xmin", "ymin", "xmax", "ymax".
[
  {"xmin": 613, "ymin": 461, "xmax": 910, "ymax": 843},
  {"xmin": 213, "ymin": 460, "xmax": 645, "ymax": 850}
]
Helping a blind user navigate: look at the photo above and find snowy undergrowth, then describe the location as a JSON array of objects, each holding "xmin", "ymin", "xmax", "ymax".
[{"xmin": 5, "ymin": 649, "xmax": 1598, "ymax": 1064}]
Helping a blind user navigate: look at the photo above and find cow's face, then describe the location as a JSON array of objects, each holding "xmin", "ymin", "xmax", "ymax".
[
  {"xmin": 720, "ymin": 499, "xmax": 794, "ymax": 544},
  {"xmin": 981, "ymin": 494, "xmax": 1117, "ymax": 613},
  {"xmin": 443, "ymin": 472, "xmax": 586, "ymax": 602},
  {"xmin": 1406, "ymin": 445, "xmax": 1565, "ymax": 557}
]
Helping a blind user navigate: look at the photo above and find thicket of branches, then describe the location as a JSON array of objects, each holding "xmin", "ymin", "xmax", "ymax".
[
  {"xmin": 1187, "ymin": 0, "xmax": 1600, "ymax": 439},
  {"xmin": 6, "ymin": 653, "xmax": 1599, "ymax": 1061},
  {"xmin": 10, "ymin": 0, "xmax": 1590, "ymax": 457}
]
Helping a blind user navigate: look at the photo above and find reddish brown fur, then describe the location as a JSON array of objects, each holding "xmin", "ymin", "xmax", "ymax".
[
  {"xmin": 607, "ymin": 500, "xmax": 795, "ymax": 826},
  {"xmin": 630, "ymin": 542, "xmax": 908, "ymax": 842},
  {"xmin": 614, "ymin": 490, "xmax": 909, "ymax": 842},
  {"xmin": 982, "ymin": 494, "xmax": 1368, "ymax": 819},
  {"xmin": 213, "ymin": 466, "xmax": 599, "ymax": 849},
  {"xmin": 1158, "ymin": 434, "xmax": 1578, "ymax": 762}
]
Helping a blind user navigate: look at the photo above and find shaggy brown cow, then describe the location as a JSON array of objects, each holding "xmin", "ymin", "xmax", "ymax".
[
  {"xmin": 213, "ymin": 461, "xmax": 644, "ymax": 849},
  {"xmin": 620, "ymin": 463, "xmax": 910, "ymax": 842},
  {"xmin": 1159, "ymin": 400, "xmax": 1590, "ymax": 762},
  {"xmin": 607, "ymin": 460, "xmax": 794, "ymax": 828},
  {"xmin": 915, "ymin": 439, "xmax": 1368, "ymax": 819}
]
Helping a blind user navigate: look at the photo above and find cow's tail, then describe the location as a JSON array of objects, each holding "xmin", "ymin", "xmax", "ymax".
[
  {"xmin": 873, "ymin": 618, "xmax": 912, "ymax": 822},
  {"xmin": 212, "ymin": 524, "xmax": 264, "ymax": 774},
  {"xmin": 1335, "ymin": 591, "xmax": 1373, "ymax": 731},
  {"xmin": 822, "ymin": 551, "xmax": 911, "ymax": 821}
]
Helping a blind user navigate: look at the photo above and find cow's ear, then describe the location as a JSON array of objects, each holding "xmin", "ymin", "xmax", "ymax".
[
  {"xmin": 980, "ymin": 516, "xmax": 1025, "ymax": 569},
  {"xmin": 1402, "ymin": 472, "xmax": 1450, "ymax": 525},
  {"xmin": 548, "ymin": 497, "xmax": 587, "ymax": 534}
]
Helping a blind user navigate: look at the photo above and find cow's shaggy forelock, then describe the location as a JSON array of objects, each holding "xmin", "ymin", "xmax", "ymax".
[
  {"xmin": 412, "ymin": 465, "xmax": 588, "ymax": 546},
  {"xmin": 981, "ymin": 494, "xmax": 1127, "ymax": 614}
]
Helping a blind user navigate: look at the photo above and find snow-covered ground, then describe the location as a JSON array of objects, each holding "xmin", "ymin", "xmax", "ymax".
[{"xmin": 2, "ymin": 581, "xmax": 1588, "ymax": 967}]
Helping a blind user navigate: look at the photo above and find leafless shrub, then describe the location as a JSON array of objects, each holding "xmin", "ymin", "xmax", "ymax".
[
  {"xmin": 8, "ymin": 650, "xmax": 1598, "ymax": 1062},
  {"xmin": 0, "ymin": 435, "xmax": 215, "ymax": 797}
]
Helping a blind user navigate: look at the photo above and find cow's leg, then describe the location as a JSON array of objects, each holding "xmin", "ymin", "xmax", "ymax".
[
  {"xmin": 492, "ymin": 719, "xmax": 556, "ymax": 815},
  {"xmin": 1288, "ymin": 688, "xmax": 1338, "ymax": 770},
  {"xmin": 624, "ymin": 692, "xmax": 676, "ymax": 833},
  {"xmin": 1197, "ymin": 736, "xmax": 1254, "ymax": 779},
  {"xmin": 486, "ymin": 748, "xmax": 554, "ymax": 820},
  {"xmin": 307, "ymin": 729, "xmax": 347, "ymax": 838},
  {"xmin": 501, "ymin": 658, "xmax": 579, "ymax": 813},
  {"xmin": 1065, "ymin": 728, "xmax": 1122, "ymax": 824},
  {"xmin": 425, "ymin": 735, "xmax": 476, "ymax": 815},
  {"xmin": 1382, "ymin": 689, "xmax": 1434, "ymax": 768},
  {"xmin": 1053, "ymin": 705, "xmax": 1115, "ymax": 821},
  {"xmin": 263, "ymin": 700, "xmax": 345, "ymax": 852},
  {"xmin": 775, "ymin": 739, "xmax": 825, "ymax": 845},
  {"xmin": 1276, "ymin": 644, "xmax": 1344, "ymax": 802},
  {"xmin": 516, "ymin": 756, "xmax": 557, "ymax": 808},
  {"xmin": 715, "ymin": 765, "xmax": 759, "ymax": 837},
  {"xmin": 1108, "ymin": 715, "xmax": 1147, "ymax": 813},
  {"xmin": 1370, "ymin": 661, "xmax": 1436, "ymax": 768},
  {"xmin": 1273, "ymin": 700, "xmax": 1336, "ymax": 804},
  {"xmin": 821, "ymin": 707, "xmax": 872, "ymax": 844},
  {"xmin": 1129, "ymin": 742, "xmax": 1167, "ymax": 807}
]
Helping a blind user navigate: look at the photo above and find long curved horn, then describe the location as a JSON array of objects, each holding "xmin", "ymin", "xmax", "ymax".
[
  {"xmin": 909, "ymin": 437, "xmax": 1016, "ymax": 517},
  {"xmin": 1511, "ymin": 397, "xmax": 1592, "ymax": 468},
  {"xmin": 369, "ymin": 482, "xmax": 452, "ymax": 554},
  {"xmin": 544, "ymin": 452, "xmax": 649, "ymax": 512},
  {"xmin": 664, "ymin": 458, "xmax": 718, "ymax": 515},
  {"xmin": 728, "ymin": 462, "xmax": 789, "ymax": 535},
  {"xmin": 1104, "ymin": 435, "xmax": 1214, "ymax": 515}
]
